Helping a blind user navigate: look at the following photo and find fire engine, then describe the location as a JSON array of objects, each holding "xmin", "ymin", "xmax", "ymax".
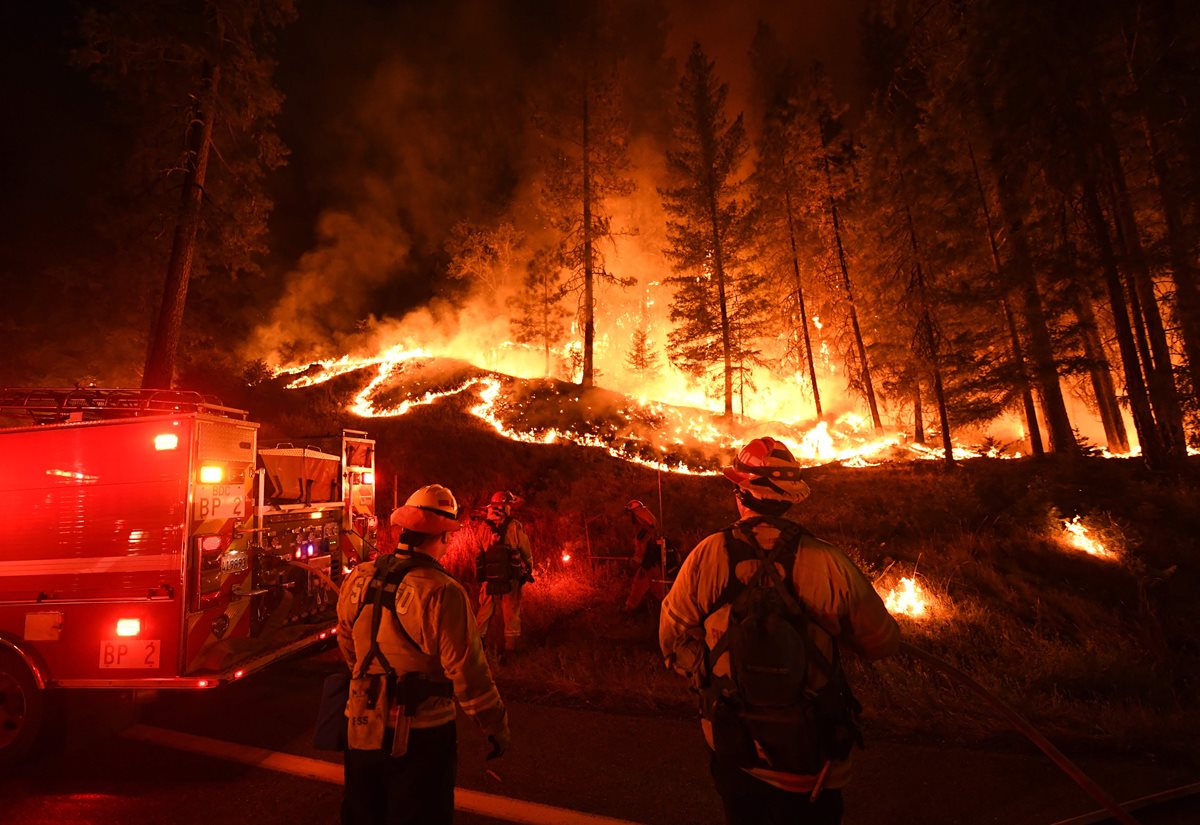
[{"xmin": 0, "ymin": 388, "xmax": 378, "ymax": 765}]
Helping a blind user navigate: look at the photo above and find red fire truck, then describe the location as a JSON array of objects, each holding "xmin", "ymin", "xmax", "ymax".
[{"xmin": 0, "ymin": 388, "xmax": 377, "ymax": 766}]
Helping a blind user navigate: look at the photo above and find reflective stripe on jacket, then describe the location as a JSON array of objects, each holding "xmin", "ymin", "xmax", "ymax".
[
  {"xmin": 659, "ymin": 517, "xmax": 900, "ymax": 792},
  {"xmin": 337, "ymin": 550, "xmax": 507, "ymax": 736}
]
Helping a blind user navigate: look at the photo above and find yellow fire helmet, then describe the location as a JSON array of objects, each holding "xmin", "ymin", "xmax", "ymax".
[{"xmin": 391, "ymin": 484, "xmax": 461, "ymax": 534}]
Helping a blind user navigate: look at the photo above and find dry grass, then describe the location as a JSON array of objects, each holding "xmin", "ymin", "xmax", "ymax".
[{"xmin": 241, "ymin": 377, "xmax": 1200, "ymax": 762}]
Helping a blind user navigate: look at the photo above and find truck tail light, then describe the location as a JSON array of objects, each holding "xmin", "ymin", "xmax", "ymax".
[
  {"xmin": 199, "ymin": 465, "xmax": 224, "ymax": 483},
  {"xmin": 115, "ymin": 618, "xmax": 141, "ymax": 637},
  {"xmin": 362, "ymin": 471, "xmax": 375, "ymax": 485},
  {"xmin": 154, "ymin": 434, "xmax": 179, "ymax": 451}
]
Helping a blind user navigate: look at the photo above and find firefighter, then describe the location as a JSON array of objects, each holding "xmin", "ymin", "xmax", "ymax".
[
  {"xmin": 659, "ymin": 438, "xmax": 900, "ymax": 825},
  {"xmin": 622, "ymin": 499, "xmax": 665, "ymax": 613},
  {"xmin": 336, "ymin": 484, "xmax": 509, "ymax": 825},
  {"xmin": 474, "ymin": 490, "xmax": 534, "ymax": 654}
]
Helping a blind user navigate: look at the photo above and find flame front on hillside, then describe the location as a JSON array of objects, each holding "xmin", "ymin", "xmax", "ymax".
[{"xmin": 273, "ymin": 349, "xmax": 1001, "ymax": 475}]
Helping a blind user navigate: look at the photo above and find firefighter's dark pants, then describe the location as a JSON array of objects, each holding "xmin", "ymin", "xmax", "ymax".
[
  {"xmin": 342, "ymin": 722, "xmax": 456, "ymax": 825},
  {"xmin": 710, "ymin": 751, "xmax": 844, "ymax": 825}
]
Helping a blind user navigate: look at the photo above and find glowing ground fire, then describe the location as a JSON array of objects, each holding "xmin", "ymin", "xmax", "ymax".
[
  {"xmin": 882, "ymin": 577, "xmax": 930, "ymax": 619},
  {"xmin": 1061, "ymin": 517, "xmax": 1117, "ymax": 560},
  {"xmin": 272, "ymin": 348, "xmax": 1008, "ymax": 475}
]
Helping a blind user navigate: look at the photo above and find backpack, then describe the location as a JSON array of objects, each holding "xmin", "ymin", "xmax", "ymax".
[
  {"xmin": 476, "ymin": 518, "xmax": 523, "ymax": 595},
  {"xmin": 345, "ymin": 553, "xmax": 452, "ymax": 752},
  {"xmin": 701, "ymin": 517, "xmax": 863, "ymax": 775}
]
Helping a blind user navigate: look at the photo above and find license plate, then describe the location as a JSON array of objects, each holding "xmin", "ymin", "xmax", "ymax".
[
  {"xmin": 194, "ymin": 484, "xmax": 246, "ymax": 521},
  {"xmin": 99, "ymin": 639, "xmax": 161, "ymax": 669}
]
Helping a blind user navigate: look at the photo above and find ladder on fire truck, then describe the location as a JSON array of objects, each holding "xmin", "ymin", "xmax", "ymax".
[{"xmin": 0, "ymin": 387, "xmax": 248, "ymax": 424}]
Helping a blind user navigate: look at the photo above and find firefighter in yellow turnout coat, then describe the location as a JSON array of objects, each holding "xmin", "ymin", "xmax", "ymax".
[
  {"xmin": 475, "ymin": 491, "xmax": 534, "ymax": 653},
  {"xmin": 337, "ymin": 484, "xmax": 509, "ymax": 825},
  {"xmin": 660, "ymin": 438, "xmax": 899, "ymax": 825}
]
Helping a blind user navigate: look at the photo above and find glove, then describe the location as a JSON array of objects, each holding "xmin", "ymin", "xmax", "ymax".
[{"xmin": 486, "ymin": 728, "xmax": 510, "ymax": 760}]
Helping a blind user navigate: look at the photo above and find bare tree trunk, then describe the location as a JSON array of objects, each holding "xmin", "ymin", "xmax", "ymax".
[
  {"xmin": 967, "ymin": 142, "xmax": 1044, "ymax": 456},
  {"xmin": 581, "ymin": 88, "xmax": 595, "ymax": 388},
  {"xmin": 1122, "ymin": 28, "xmax": 1200, "ymax": 406},
  {"xmin": 912, "ymin": 378, "xmax": 925, "ymax": 444},
  {"xmin": 974, "ymin": 73, "xmax": 1078, "ymax": 456},
  {"xmin": 784, "ymin": 188, "xmax": 822, "ymax": 419},
  {"xmin": 1067, "ymin": 283, "xmax": 1130, "ymax": 453},
  {"xmin": 1058, "ymin": 202, "xmax": 1129, "ymax": 453},
  {"xmin": 1097, "ymin": 111, "xmax": 1187, "ymax": 457},
  {"xmin": 142, "ymin": 61, "xmax": 221, "ymax": 389},
  {"xmin": 821, "ymin": 149, "xmax": 881, "ymax": 432},
  {"xmin": 899, "ymin": 177, "xmax": 954, "ymax": 467},
  {"xmin": 709, "ymin": 195, "xmax": 734, "ymax": 418},
  {"xmin": 1077, "ymin": 165, "xmax": 1165, "ymax": 468},
  {"xmin": 987, "ymin": 156, "xmax": 1077, "ymax": 455}
]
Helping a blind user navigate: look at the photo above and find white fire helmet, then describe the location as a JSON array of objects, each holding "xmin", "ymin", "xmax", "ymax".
[
  {"xmin": 391, "ymin": 484, "xmax": 461, "ymax": 534},
  {"xmin": 722, "ymin": 437, "xmax": 811, "ymax": 504}
]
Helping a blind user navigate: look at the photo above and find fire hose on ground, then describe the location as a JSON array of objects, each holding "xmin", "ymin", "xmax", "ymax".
[{"xmin": 901, "ymin": 641, "xmax": 1141, "ymax": 825}]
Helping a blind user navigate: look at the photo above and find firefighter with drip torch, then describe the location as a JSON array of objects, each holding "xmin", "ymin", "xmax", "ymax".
[
  {"xmin": 660, "ymin": 438, "xmax": 899, "ymax": 825},
  {"xmin": 623, "ymin": 499, "xmax": 666, "ymax": 613},
  {"xmin": 336, "ymin": 484, "xmax": 509, "ymax": 825},
  {"xmin": 474, "ymin": 491, "xmax": 534, "ymax": 655}
]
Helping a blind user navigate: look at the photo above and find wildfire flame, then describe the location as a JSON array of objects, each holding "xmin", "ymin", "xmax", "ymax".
[
  {"xmin": 1061, "ymin": 516, "xmax": 1117, "ymax": 560},
  {"xmin": 273, "ymin": 347, "xmax": 1020, "ymax": 475},
  {"xmin": 883, "ymin": 576, "xmax": 930, "ymax": 619}
]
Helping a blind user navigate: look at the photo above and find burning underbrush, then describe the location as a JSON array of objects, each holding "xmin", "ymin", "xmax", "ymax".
[
  {"xmin": 271, "ymin": 352, "xmax": 1025, "ymax": 473},
  {"xmin": 238, "ymin": 373, "xmax": 1200, "ymax": 760}
]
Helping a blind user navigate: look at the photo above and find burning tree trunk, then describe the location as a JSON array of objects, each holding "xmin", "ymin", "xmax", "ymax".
[
  {"xmin": 967, "ymin": 142, "xmax": 1044, "ymax": 456},
  {"xmin": 142, "ymin": 60, "xmax": 220, "ymax": 389},
  {"xmin": 784, "ymin": 188, "xmax": 822, "ymax": 419}
]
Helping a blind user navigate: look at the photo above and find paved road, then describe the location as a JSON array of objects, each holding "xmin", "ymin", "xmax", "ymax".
[{"xmin": 1, "ymin": 644, "xmax": 1196, "ymax": 825}]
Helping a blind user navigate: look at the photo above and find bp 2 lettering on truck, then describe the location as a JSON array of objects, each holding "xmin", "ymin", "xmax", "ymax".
[
  {"xmin": 194, "ymin": 484, "xmax": 245, "ymax": 520},
  {"xmin": 99, "ymin": 639, "xmax": 161, "ymax": 669}
]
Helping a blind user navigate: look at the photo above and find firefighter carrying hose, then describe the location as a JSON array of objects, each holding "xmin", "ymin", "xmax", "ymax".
[
  {"xmin": 474, "ymin": 490, "xmax": 534, "ymax": 655},
  {"xmin": 660, "ymin": 438, "xmax": 900, "ymax": 825},
  {"xmin": 622, "ymin": 499, "xmax": 666, "ymax": 613},
  {"xmin": 336, "ymin": 484, "xmax": 509, "ymax": 825}
]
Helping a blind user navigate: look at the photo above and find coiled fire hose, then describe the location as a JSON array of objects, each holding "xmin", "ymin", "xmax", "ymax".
[{"xmin": 901, "ymin": 641, "xmax": 1140, "ymax": 825}]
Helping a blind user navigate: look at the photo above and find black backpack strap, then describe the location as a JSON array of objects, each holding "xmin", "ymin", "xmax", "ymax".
[
  {"xmin": 708, "ymin": 518, "xmax": 841, "ymax": 681},
  {"xmin": 744, "ymin": 521, "xmax": 839, "ymax": 678},
  {"xmin": 351, "ymin": 554, "xmax": 442, "ymax": 679}
]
